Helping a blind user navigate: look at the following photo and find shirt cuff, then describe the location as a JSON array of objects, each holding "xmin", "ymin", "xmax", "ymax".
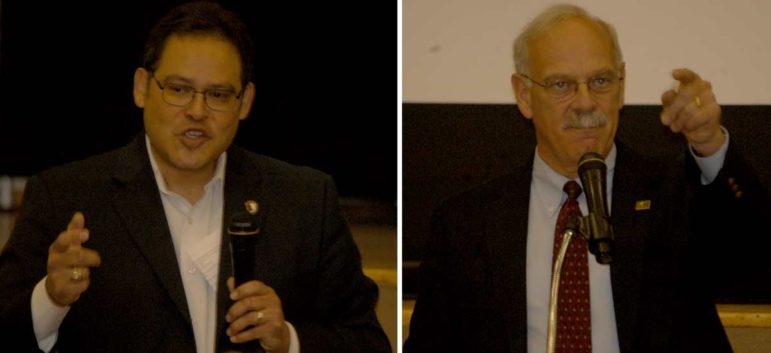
[
  {"xmin": 31, "ymin": 276, "xmax": 70, "ymax": 352},
  {"xmin": 286, "ymin": 320, "xmax": 300, "ymax": 353},
  {"xmin": 690, "ymin": 126, "xmax": 729, "ymax": 185}
]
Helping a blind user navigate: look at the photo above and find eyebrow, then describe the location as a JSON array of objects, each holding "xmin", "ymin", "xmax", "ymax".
[
  {"xmin": 161, "ymin": 74, "xmax": 239, "ymax": 91},
  {"xmin": 542, "ymin": 69, "xmax": 618, "ymax": 82}
]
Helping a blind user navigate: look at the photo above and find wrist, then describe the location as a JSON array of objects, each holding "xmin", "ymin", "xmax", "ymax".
[
  {"xmin": 45, "ymin": 276, "xmax": 71, "ymax": 308},
  {"xmin": 690, "ymin": 127, "xmax": 726, "ymax": 157}
]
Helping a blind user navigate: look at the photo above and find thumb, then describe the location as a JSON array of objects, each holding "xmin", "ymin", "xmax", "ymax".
[{"xmin": 227, "ymin": 276, "xmax": 235, "ymax": 293}]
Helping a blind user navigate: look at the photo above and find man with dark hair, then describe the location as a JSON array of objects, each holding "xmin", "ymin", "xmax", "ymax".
[{"xmin": 0, "ymin": 2, "xmax": 390, "ymax": 353}]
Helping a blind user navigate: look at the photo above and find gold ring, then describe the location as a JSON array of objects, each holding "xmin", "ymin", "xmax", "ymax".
[
  {"xmin": 693, "ymin": 96, "xmax": 702, "ymax": 108},
  {"xmin": 256, "ymin": 311, "xmax": 264, "ymax": 324},
  {"xmin": 71, "ymin": 267, "xmax": 85, "ymax": 281}
]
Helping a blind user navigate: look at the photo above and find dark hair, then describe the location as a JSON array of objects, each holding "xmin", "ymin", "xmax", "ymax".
[{"xmin": 142, "ymin": 1, "xmax": 255, "ymax": 85}]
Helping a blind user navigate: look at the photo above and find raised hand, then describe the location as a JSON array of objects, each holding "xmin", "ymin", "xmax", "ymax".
[
  {"xmin": 660, "ymin": 68, "xmax": 726, "ymax": 156},
  {"xmin": 45, "ymin": 212, "xmax": 101, "ymax": 306}
]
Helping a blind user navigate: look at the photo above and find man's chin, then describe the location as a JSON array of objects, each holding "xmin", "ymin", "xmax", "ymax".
[
  {"xmin": 170, "ymin": 155, "xmax": 214, "ymax": 172},
  {"xmin": 574, "ymin": 139, "xmax": 602, "ymax": 153}
]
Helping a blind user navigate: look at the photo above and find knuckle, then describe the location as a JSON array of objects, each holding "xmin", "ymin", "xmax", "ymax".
[
  {"xmin": 249, "ymin": 310, "xmax": 261, "ymax": 322},
  {"xmin": 230, "ymin": 319, "xmax": 245, "ymax": 332},
  {"xmin": 269, "ymin": 321, "xmax": 283, "ymax": 333},
  {"xmin": 244, "ymin": 297, "xmax": 259, "ymax": 308},
  {"xmin": 239, "ymin": 330, "xmax": 257, "ymax": 342},
  {"xmin": 228, "ymin": 303, "xmax": 243, "ymax": 317}
]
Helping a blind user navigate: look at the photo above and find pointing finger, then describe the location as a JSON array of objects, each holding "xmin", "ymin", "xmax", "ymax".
[{"xmin": 672, "ymin": 68, "xmax": 701, "ymax": 86}]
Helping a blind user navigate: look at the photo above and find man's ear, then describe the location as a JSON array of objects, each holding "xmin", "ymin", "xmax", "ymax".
[
  {"xmin": 237, "ymin": 82, "xmax": 256, "ymax": 121},
  {"xmin": 618, "ymin": 62, "xmax": 626, "ymax": 109},
  {"xmin": 511, "ymin": 74, "xmax": 534, "ymax": 119},
  {"xmin": 133, "ymin": 68, "xmax": 149, "ymax": 108}
]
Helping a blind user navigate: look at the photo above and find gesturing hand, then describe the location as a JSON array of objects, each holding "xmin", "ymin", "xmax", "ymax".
[
  {"xmin": 45, "ymin": 212, "xmax": 101, "ymax": 307},
  {"xmin": 660, "ymin": 68, "xmax": 726, "ymax": 156}
]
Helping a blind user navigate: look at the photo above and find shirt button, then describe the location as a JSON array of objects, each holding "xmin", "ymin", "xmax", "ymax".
[{"xmin": 188, "ymin": 267, "xmax": 197, "ymax": 274}]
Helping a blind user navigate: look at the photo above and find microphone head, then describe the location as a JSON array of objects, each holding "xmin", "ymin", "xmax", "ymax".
[
  {"xmin": 577, "ymin": 152, "xmax": 614, "ymax": 264},
  {"xmin": 227, "ymin": 211, "xmax": 260, "ymax": 236},
  {"xmin": 228, "ymin": 206, "xmax": 264, "ymax": 287},
  {"xmin": 578, "ymin": 152, "xmax": 606, "ymax": 175}
]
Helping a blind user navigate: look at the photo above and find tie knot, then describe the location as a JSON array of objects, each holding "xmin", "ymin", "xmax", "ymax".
[{"xmin": 563, "ymin": 180, "xmax": 582, "ymax": 200}]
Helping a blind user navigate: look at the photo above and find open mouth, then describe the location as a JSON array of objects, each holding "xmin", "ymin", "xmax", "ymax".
[{"xmin": 179, "ymin": 129, "xmax": 209, "ymax": 148}]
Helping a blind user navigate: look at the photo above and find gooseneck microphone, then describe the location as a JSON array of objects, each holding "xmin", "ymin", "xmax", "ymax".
[
  {"xmin": 578, "ymin": 152, "xmax": 614, "ymax": 264},
  {"xmin": 228, "ymin": 206, "xmax": 262, "ymax": 286}
]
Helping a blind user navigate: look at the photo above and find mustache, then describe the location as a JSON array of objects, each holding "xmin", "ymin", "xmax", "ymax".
[{"xmin": 564, "ymin": 111, "xmax": 608, "ymax": 129}]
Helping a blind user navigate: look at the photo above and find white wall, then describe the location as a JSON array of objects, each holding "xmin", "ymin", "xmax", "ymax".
[{"xmin": 403, "ymin": 0, "xmax": 771, "ymax": 104}]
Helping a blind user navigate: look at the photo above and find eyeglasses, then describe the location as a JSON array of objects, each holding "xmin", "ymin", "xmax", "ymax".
[
  {"xmin": 150, "ymin": 74, "xmax": 244, "ymax": 112},
  {"xmin": 519, "ymin": 73, "xmax": 623, "ymax": 100}
]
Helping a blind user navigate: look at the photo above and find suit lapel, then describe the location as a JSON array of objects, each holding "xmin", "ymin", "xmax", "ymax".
[
  {"xmin": 110, "ymin": 136, "xmax": 191, "ymax": 325},
  {"xmin": 215, "ymin": 147, "xmax": 266, "ymax": 351},
  {"xmin": 483, "ymin": 168, "xmax": 532, "ymax": 352},
  {"xmin": 608, "ymin": 144, "xmax": 657, "ymax": 352}
]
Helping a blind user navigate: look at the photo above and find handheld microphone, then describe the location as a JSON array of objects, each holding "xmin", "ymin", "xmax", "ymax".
[
  {"xmin": 223, "ymin": 202, "xmax": 263, "ymax": 353},
  {"xmin": 228, "ymin": 204, "xmax": 262, "ymax": 286},
  {"xmin": 578, "ymin": 152, "xmax": 614, "ymax": 264}
]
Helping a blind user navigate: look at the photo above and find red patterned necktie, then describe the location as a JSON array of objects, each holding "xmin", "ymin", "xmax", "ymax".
[{"xmin": 552, "ymin": 180, "xmax": 591, "ymax": 353}]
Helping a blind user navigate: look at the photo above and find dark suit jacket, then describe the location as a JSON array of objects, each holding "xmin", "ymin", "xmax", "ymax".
[
  {"xmin": 0, "ymin": 135, "xmax": 390, "ymax": 353},
  {"xmin": 404, "ymin": 141, "xmax": 769, "ymax": 353}
]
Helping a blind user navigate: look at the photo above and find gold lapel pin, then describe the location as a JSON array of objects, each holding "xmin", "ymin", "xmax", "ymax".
[
  {"xmin": 634, "ymin": 200, "xmax": 651, "ymax": 211},
  {"xmin": 245, "ymin": 200, "xmax": 259, "ymax": 215}
]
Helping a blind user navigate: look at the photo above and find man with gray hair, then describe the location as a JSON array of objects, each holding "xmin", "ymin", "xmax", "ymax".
[{"xmin": 405, "ymin": 4, "xmax": 767, "ymax": 352}]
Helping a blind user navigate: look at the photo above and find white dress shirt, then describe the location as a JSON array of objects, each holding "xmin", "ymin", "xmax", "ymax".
[
  {"xmin": 526, "ymin": 136, "xmax": 728, "ymax": 353},
  {"xmin": 32, "ymin": 136, "xmax": 299, "ymax": 353},
  {"xmin": 149, "ymin": 138, "xmax": 226, "ymax": 353}
]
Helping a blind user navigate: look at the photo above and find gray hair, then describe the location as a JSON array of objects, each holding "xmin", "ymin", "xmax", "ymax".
[{"xmin": 513, "ymin": 4, "xmax": 623, "ymax": 77}]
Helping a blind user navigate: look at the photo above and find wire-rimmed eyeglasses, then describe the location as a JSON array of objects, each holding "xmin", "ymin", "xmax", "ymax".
[
  {"xmin": 519, "ymin": 73, "xmax": 623, "ymax": 100},
  {"xmin": 150, "ymin": 73, "xmax": 244, "ymax": 112}
]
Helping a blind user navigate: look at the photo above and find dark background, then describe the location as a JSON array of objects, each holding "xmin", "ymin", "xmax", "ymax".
[
  {"xmin": 0, "ymin": 0, "xmax": 395, "ymax": 202},
  {"xmin": 403, "ymin": 103, "xmax": 771, "ymax": 302}
]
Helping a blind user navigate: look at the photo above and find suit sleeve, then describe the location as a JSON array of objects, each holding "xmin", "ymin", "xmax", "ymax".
[
  {"xmin": 687, "ymin": 140, "xmax": 771, "ymax": 296},
  {"xmin": 402, "ymin": 202, "xmax": 458, "ymax": 353},
  {"xmin": 0, "ymin": 175, "xmax": 60, "ymax": 353},
  {"xmin": 291, "ymin": 176, "xmax": 391, "ymax": 353}
]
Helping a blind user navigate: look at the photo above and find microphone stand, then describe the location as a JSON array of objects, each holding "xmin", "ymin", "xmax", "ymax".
[{"xmin": 546, "ymin": 216, "xmax": 582, "ymax": 353}]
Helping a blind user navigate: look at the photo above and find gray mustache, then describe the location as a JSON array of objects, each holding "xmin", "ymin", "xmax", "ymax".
[{"xmin": 564, "ymin": 111, "xmax": 608, "ymax": 129}]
